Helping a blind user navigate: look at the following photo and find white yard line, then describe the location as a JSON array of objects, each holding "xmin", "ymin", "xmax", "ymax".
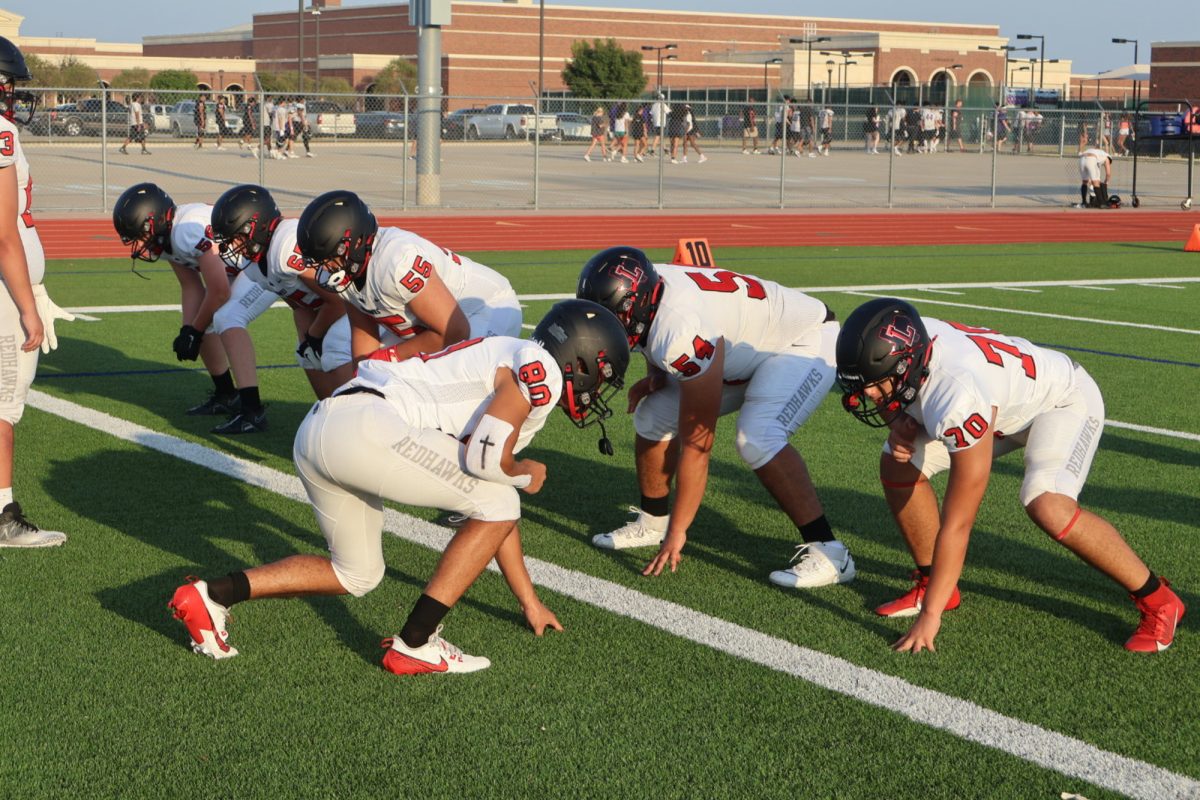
[
  {"xmin": 1070, "ymin": 285, "xmax": 1116, "ymax": 291},
  {"xmin": 1107, "ymin": 420, "xmax": 1200, "ymax": 443},
  {"xmin": 25, "ymin": 387, "xmax": 1200, "ymax": 800},
  {"xmin": 993, "ymin": 287, "xmax": 1043, "ymax": 293},
  {"xmin": 1139, "ymin": 284, "xmax": 1186, "ymax": 290}
]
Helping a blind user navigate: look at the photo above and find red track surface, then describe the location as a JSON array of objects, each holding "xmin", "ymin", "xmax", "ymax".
[{"xmin": 34, "ymin": 210, "xmax": 1200, "ymax": 260}]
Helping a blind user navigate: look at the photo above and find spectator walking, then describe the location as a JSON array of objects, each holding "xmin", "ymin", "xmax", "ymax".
[
  {"xmin": 741, "ymin": 104, "xmax": 759, "ymax": 153},
  {"xmin": 1116, "ymin": 113, "xmax": 1132, "ymax": 156},
  {"xmin": 193, "ymin": 94, "xmax": 207, "ymax": 149},
  {"xmin": 612, "ymin": 102, "xmax": 630, "ymax": 162},
  {"xmin": 864, "ymin": 106, "xmax": 880, "ymax": 153},
  {"xmin": 768, "ymin": 96, "xmax": 791, "ymax": 154},
  {"xmin": 293, "ymin": 97, "xmax": 313, "ymax": 158},
  {"xmin": 1098, "ymin": 111, "xmax": 1112, "ymax": 150},
  {"xmin": 666, "ymin": 103, "xmax": 687, "ymax": 163},
  {"xmin": 889, "ymin": 104, "xmax": 905, "ymax": 156},
  {"xmin": 583, "ymin": 106, "xmax": 610, "ymax": 162},
  {"xmin": 818, "ymin": 104, "xmax": 834, "ymax": 155},
  {"xmin": 904, "ymin": 104, "xmax": 921, "ymax": 153},
  {"xmin": 681, "ymin": 103, "xmax": 706, "ymax": 163},
  {"xmin": 921, "ymin": 103, "xmax": 938, "ymax": 153},
  {"xmin": 214, "ymin": 95, "xmax": 230, "ymax": 151},
  {"xmin": 787, "ymin": 101, "xmax": 803, "ymax": 155},
  {"xmin": 631, "ymin": 104, "xmax": 649, "ymax": 161},
  {"xmin": 272, "ymin": 97, "xmax": 291, "ymax": 159},
  {"xmin": 950, "ymin": 99, "xmax": 965, "ymax": 152},
  {"xmin": 648, "ymin": 93, "xmax": 669, "ymax": 156},
  {"xmin": 241, "ymin": 96, "xmax": 259, "ymax": 155},
  {"xmin": 119, "ymin": 93, "xmax": 150, "ymax": 155}
]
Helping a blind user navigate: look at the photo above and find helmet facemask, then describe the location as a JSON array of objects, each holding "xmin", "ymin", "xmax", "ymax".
[
  {"xmin": 560, "ymin": 349, "xmax": 624, "ymax": 429},
  {"xmin": 837, "ymin": 341, "xmax": 930, "ymax": 428},
  {"xmin": 311, "ymin": 229, "xmax": 373, "ymax": 293},
  {"xmin": 120, "ymin": 207, "xmax": 172, "ymax": 263},
  {"xmin": 0, "ymin": 75, "xmax": 36, "ymax": 126}
]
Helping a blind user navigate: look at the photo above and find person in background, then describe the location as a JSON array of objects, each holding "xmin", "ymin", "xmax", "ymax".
[
  {"xmin": 612, "ymin": 102, "xmax": 630, "ymax": 163},
  {"xmin": 864, "ymin": 106, "xmax": 880, "ymax": 154},
  {"xmin": 293, "ymin": 97, "xmax": 313, "ymax": 158},
  {"xmin": 214, "ymin": 95, "xmax": 230, "ymax": 151},
  {"xmin": 648, "ymin": 93, "xmax": 669, "ymax": 156},
  {"xmin": 631, "ymin": 103, "xmax": 648, "ymax": 162},
  {"xmin": 818, "ymin": 104, "xmax": 834, "ymax": 156},
  {"xmin": 950, "ymin": 99, "xmax": 965, "ymax": 152},
  {"xmin": 681, "ymin": 103, "xmax": 706, "ymax": 164},
  {"xmin": 741, "ymin": 104, "xmax": 759, "ymax": 154},
  {"xmin": 768, "ymin": 96, "xmax": 790, "ymax": 155},
  {"xmin": 1116, "ymin": 113, "xmax": 1132, "ymax": 156},
  {"xmin": 240, "ymin": 95, "xmax": 259, "ymax": 156},
  {"xmin": 119, "ymin": 93, "xmax": 150, "ymax": 155},
  {"xmin": 193, "ymin": 94, "xmax": 207, "ymax": 149},
  {"xmin": 584, "ymin": 106, "xmax": 609, "ymax": 163}
]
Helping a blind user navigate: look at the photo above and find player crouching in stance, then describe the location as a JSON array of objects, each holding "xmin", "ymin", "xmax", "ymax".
[
  {"xmin": 835, "ymin": 298, "xmax": 1184, "ymax": 653},
  {"xmin": 209, "ymin": 184, "xmax": 355, "ymax": 399},
  {"xmin": 112, "ymin": 183, "xmax": 273, "ymax": 434},
  {"xmin": 577, "ymin": 246, "xmax": 854, "ymax": 588},
  {"xmin": 169, "ymin": 299, "xmax": 630, "ymax": 674}
]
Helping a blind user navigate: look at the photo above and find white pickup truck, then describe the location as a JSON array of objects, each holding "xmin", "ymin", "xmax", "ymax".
[{"xmin": 464, "ymin": 103, "xmax": 556, "ymax": 140}]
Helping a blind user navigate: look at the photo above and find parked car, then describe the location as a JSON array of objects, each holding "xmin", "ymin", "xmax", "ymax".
[
  {"xmin": 553, "ymin": 112, "xmax": 591, "ymax": 141},
  {"xmin": 25, "ymin": 103, "xmax": 74, "ymax": 136},
  {"xmin": 31, "ymin": 99, "xmax": 128, "ymax": 137},
  {"xmin": 167, "ymin": 100, "xmax": 244, "ymax": 138},
  {"xmin": 442, "ymin": 106, "xmax": 486, "ymax": 140},
  {"xmin": 146, "ymin": 103, "xmax": 172, "ymax": 133},
  {"xmin": 464, "ymin": 103, "xmax": 556, "ymax": 140},
  {"xmin": 304, "ymin": 100, "xmax": 356, "ymax": 137},
  {"xmin": 355, "ymin": 110, "xmax": 410, "ymax": 139}
]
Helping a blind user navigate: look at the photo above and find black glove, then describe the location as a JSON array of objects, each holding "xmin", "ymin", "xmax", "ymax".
[
  {"xmin": 296, "ymin": 331, "xmax": 325, "ymax": 370},
  {"xmin": 173, "ymin": 325, "xmax": 204, "ymax": 361}
]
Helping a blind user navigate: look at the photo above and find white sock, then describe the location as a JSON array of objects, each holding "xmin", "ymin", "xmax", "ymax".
[{"xmin": 0, "ymin": 487, "xmax": 13, "ymax": 508}]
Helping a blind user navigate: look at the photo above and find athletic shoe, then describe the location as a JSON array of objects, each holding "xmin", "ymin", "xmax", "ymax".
[
  {"xmin": 681, "ymin": 156, "xmax": 688, "ymax": 163},
  {"xmin": 875, "ymin": 569, "xmax": 961, "ymax": 618},
  {"xmin": 742, "ymin": 148, "xmax": 749, "ymax": 154},
  {"xmin": 753, "ymin": 149, "xmax": 760, "ymax": 154},
  {"xmin": 141, "ymin": 149, "xmax": 151, "ymax": 155},
  {"xmin": 670, "ymin": 158, "xmax": 679, "ymax": 164},
  {"xmin": 808, "ymin": 152, "xmax": 817, "ymax": 158},
  {"xmin": 118, "ymin": 145, "xmax": 128, "ymax": 155},
  {"xmin": 211, "ymin": 407, "xmax": 268, "ymax": 435},
  {"xmin": 592, "ymin": 506, "xmax": 668, "ymax": 550},
  {"xmin": 769, "ymin": 540, "xmax": 855, "ymax": 588},
  {"xmin": 620, "ymin": 156, "xmax": 628, "ymax": 163},
  {"xmin": 0, "ymin": 503, "xmax": 66, "ymax": 548},
  {"xmin": 215, "ymin": 146, "xmax": 226, "ymax": 151},
  {"xmin": 1126, "ymin": 580, "xmax": 1185, "ymax": 653},
  {"xmin": 635, "ymin": 154, "xmax": 644, "ymax": 162},
  {"xmin": 698, "ymin": 154, "xmax": 707, "ymax": 163},
  {"xmin": 583, "ymin": 154, "xmax": 591, "ymax": 162},
  {"xmin": 186, "ymin": 392, "xmax": 241, "ymax": 417},
  {"xmin": 893, "ymin": 146, "xmax": 902, "ymax": 156},
  {"xmin": 286, "ymin": 151, "xmax": 299, "ymax": 159},
  {"xmin": 305, "ymin": 151, "xmax": 316, "ymax": 158},
  {"xmin": 168, "ymin": 578, "xmax": 238, "ymax": 660},
  {"xmin": 381, "ymin": 625, "xmax": 490, "ymax": 675}
]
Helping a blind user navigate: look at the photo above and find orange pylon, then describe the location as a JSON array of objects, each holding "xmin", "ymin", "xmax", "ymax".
[{"xmin": 1185, "ymin": 224, "xmax": 1200, "ymax": 252}]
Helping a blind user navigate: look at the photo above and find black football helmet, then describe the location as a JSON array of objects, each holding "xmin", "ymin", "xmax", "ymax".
[
  {"xmin": 532, "ymin": 299, "xmax": 631, "ymax": 455},
  {"xmin": 210, "ymin": 184, "xmax": 282, "ymax": 270},
  {"xmin": 576, "ymin": 246, "xmax": 662, "ymax": 348},
  {"xmin": 296, "ymin": 190, "xmax": 377, "ymax": 293},
  {"xmin": 112, "ymin": 182, "xmax": 176, "ymax": 263},
  {"xmin": 835, "ymin": 298, "xmax": 932, "ymax": 428},
  {"xmin": 0, "ymin": 37, "xmax": 36, "ymax": 126}
]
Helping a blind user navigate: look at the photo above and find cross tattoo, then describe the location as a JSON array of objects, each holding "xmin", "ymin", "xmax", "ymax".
[{"xmin": 478, "ymin": 434, "xmax": 496, "ymax": 469}]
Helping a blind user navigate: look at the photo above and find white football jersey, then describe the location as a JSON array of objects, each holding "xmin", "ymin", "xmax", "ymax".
[
  {"xmin": 344, "ymin": 336, "xmax": 562, "ymax": 454},
  {"xmin": 642, "ymin": 264, "xmax": 829, "ymax": 383},
  {"xmin": 0, "ymin": 115, "xmax": 44, "ymax": 284},
  {"xmin": 344, "ymin": 226, "xmax": 516, "ymax": 340},
  {"xmin": 907, "ymin": 317, "xmax": 1077, "ymax": 453},
  {"xmin": 243, "ymin": 219, "xmax": 323, "ymax": 310},
  {"xmin": 166, "ymin": 203, "xmax": 216, "ymax": 272}
]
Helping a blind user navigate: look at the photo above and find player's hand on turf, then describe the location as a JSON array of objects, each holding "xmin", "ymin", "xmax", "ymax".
[
  {"xmin": 892, "ymin": 612, "xmax": 941, "ymax": 653},
  {"xmin": 18, "ymin": 308, "xmax": 43, "ymax": 353},
  {"xmin": 173, "ymin": 325, "xmax": 204, "ymax": 361},
  {"xmin": 643, "ymin": 529, "xmax": 686, "ymax": 576},
  {"xmin": 517, "ymin": 459, "xmax": 547, "ymax": 494},
  {"xmin": 626, "ymin": 375, "xmax": 660, "ymax": 413},
  {"xmin": 522, "ymin": 600, "xmax": 563, "ymax": 636},
  {"xmin": 31, "ymin": 285, "xmax": 75, "ymax": 354}
]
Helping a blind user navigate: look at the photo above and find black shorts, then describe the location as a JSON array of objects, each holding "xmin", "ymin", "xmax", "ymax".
[{"xmin": 128, "ymin": 125, "xmax": 145, "ymax": 142}]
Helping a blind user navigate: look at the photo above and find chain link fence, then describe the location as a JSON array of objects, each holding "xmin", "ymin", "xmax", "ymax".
[{"xmin": 17, "ymin": 87, "xmax": 1198, "ymax": 213}]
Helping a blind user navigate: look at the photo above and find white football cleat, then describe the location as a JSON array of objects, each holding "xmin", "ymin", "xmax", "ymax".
[
  {"xmin": 0, "ymin": 503, "xmax": 66, "ymax": 548},
  {"xmin": 769, "ymin": 540, "xmax": 856, "ymax": 588},
  {"xmin": 381, "ymin": 625, "xmax": 490, "ymax": 675},
  {"xmin": 592, "ymin": 506, "xmax": 668, "ymax": 550}
]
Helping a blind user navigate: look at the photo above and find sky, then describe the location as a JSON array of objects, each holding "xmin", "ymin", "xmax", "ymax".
[{"xmin": 7, "ymin": 0, "xmax": 1182, "ymax": 76}]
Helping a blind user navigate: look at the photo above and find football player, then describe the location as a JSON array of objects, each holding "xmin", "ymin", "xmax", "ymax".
[
  {"xmin": 835, "ymin": 298, "xmax": 1185, "ymax": 653},
  {"xmin": 168, "ymin": 300, "xmax": 629, "ymax": 674},
  {"xmin": 296, "ymin": 190, "xmax": 522, "ymax": 364},
  {"xmin": 577, "ymin": 246, "xmax": 855, "ymax": 588},
  {"xmin": 209, "ymin": 184, "xmax": 354, "ymax": 399},
  {"xmin": 1078, "ymin": 147, "xmax": 1112, "ymax": 208},
  {"xmin": 0, "ymin": 36, "xmax": 73, "ymax": 548},
  {"xmin": 112, "ymin": 183, "xmax": 276, "ymax": 434}
]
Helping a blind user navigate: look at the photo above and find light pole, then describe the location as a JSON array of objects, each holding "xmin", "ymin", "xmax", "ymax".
[
  {"xmin": 1111, "ymin": 37, "xmax": 1139, "ymax": 109},
  {"xmin": 296, "ymin": 0, "xmax": 304, "ymax": 92},
  {"xmin": 979, "ymin": 44, "xmax": 1037, "ymax": 103},
  {"xmin": 1016, "ymin": 33, "xmax": 1045, "ymax": 88},
  {"xmin": 762, "ymin": 57, "xmax": 782, "ymax": 100},
  {"xmin": 789, "ymin": 35, "xmax": 830, "ymax": 101},
  {"xmin": 641, "ymin": 43, "xmax": 678, "ymax": 94},
  {"xmin": 312, "ymin": 7, "xmax": 321, "ymax": 92},
  {"xmin": 825, "ymin": 60, "xmax": 834, "ymax": 105}
]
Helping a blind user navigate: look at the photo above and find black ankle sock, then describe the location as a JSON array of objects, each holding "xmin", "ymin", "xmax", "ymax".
[
  {"xmin": 212, "ymin": 370, "xmax": 235, "ymax": 398},
  {"xmin": 399, "ymin": 594, "xmax": 452, "ymax": 648},
  {"xmin": 798, "ymin": 514, "xmax": 834, "ymax": 544},
  {"xmin": 238, "ymin": 386, "xmax": 262, "ymax": 414},
  {"xmin": 916, "ymin": 564, "xmax": 932, "ymax": 578},
  {"xmin": 206, "ymin": 570, "xmax": 250, "ymax": 608},
  {"xmin": 1080, "ymin": 182, "xmax": 1088, "ymax": 204},
  {"xmin": 640, "ymin": 494, "xmax": 670, "ymax": 518},
  {"xmin": 1131, "ymin": 574, "xmax": 1161, "ymax": 599}
]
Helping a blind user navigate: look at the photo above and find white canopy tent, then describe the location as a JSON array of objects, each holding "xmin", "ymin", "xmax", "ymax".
[{"xmin": 1085, "ymin": 64, "xmax": 1152, "ymax": 81}]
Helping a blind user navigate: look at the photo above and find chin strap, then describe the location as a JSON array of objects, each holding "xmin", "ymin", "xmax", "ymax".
[{"xmin": 597, "ymin": 417, "xmax": 614, "ymax": 456}]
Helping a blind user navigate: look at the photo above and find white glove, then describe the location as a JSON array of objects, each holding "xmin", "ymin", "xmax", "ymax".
[{"xmin": 31, "ymin": 284, "xmax": 75, "ymax": 354}]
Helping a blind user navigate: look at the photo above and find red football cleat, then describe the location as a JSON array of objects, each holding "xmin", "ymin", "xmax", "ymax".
[
  {"xmin": 1126, "ymin": 579, "xmax": 1185, "ymax": 653},
  {"xmin": 381, "ymin": 625, "xmax": 490, "ymax": 676},
  {"xmin": 875, "ymin": 569, "xmax": 962, "ymax": 618},
  {"xmin": 168, "ymin": 577, "xmax": 238, "ymax": 660}
]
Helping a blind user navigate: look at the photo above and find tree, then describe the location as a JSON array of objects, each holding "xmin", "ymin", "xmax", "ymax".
[
  {"xmin": 111, "ymin": 68, "xmax": 152, "ymax": 90},
  {"xmin": 24, "ymin": 54, "xmax": 59, "ymax": 88},
  {"xmin": 371, "ymin": 58, "xmax": 417, "ymax": 96},
  {"xmin": 318, "ymin": 77, "xmax": 353, "ymax": 97},
  {"xmin": 256, "ymin": 71, "xmax": 297, "ymax": 94},
  {"xmin": 57, "ymin": 56, "xmax": 99, "ymax": 89},
  {"xmin": 150, "ymin": 69, "xmax": 199, "ymax": 92},
  {"xmin": 561, "ymin": 38, "xmax": 646, "ymax": 100}
]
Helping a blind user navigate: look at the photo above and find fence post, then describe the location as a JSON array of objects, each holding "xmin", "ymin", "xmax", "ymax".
[
  {"xmin": 530, "ymin": 81, "xmax": 540, "ymax": 210},
  {"xmin": 401, "ymin": 87, "xmax": 409, "ymax": 211},
  {"xmin": 990, "ymin": 106, "xmax": 999, "ymax": 208},
  {"xmin": 99, "ymin": 82, "xmax": 108, "ymax": 212},
  {"xmin": 255, "ymin": 76, "xmax": 266, "ymax": 188},
  {"xmin": 1058, "ymin": 109, "xmax": 1065, "ymax": 157}
]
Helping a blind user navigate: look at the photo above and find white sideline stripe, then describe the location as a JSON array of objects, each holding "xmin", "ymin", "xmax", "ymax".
[
  {"xmin": 1070, "ymin": 285, "xmax": 1116, "ymax": 292},
  {"xmin": 1140, "ymin": 284, "xmax": 1186, "ymax": 290},
  {"xmin": 1107, "ymin": 420, "xmax": 1200, "ymax": 443},
  {"xmin": 994, "ymin": 287, "xmax": 1042, "ymax": 293},
  {"xmin": 917, "ymin": 288, "xmax": 965, "ymax": 295},
  {"xmin": 65, "ymin": 279, "xmax": 1197, "ymax": 316},
  {"xmin": 72, "ymin": 313, "xmax": 101, "ymax": 322},
  {"xmin": 844, "ymin": 293, "xmax": 1200, "ymax": 335},
  {"xmin": 24, "ymin": 388, "xmax": 1200, "ymax": 800}
]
